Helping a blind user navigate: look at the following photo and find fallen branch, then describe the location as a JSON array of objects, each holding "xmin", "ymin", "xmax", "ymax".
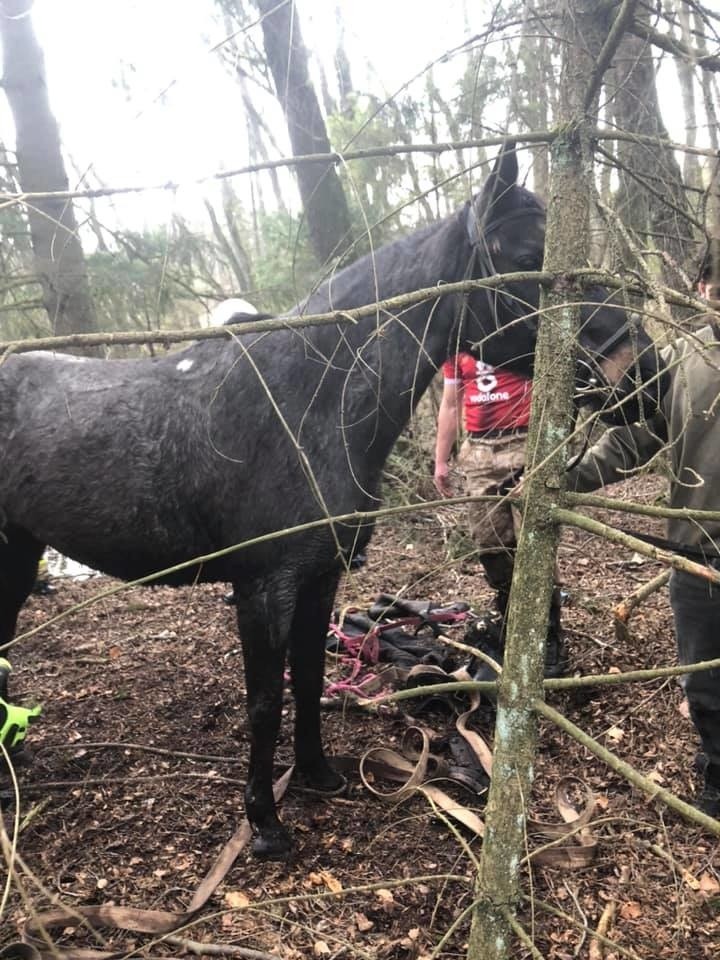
[
  {"xmin": 161, "ymin": 936, "xmax": 280, "ymax": 960},
  {"xmin": 529, "ymin": 895, "xmax": 644, "ymax": 960},
  {"xmin": 614, "ymin": 569, "xmax": 671, "ymax": 642},
  {"xmin": 588, "ymin": 864, "xmax": 630, "ymax": 960},
  {"xmin": 36, "ymin": 740, "xmax": 243, "ymax": 764},
  {"xmin": 553, "ymin": 507, "xmax": 720, "ymax": 584},
  {"xmin": 536, "ymin": 699, "xmax": 720, "ymax": 835},
  {"xmin": 21, "ymin": 772, "xmax": 247, "ymax": 791}
]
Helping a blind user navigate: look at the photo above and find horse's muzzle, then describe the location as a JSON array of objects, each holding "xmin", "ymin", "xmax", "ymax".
[{"xmin": 574, "ymin": 349, "xmax": 669, "ymax": 426}]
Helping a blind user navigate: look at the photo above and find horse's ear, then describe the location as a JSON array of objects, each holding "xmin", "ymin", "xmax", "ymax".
[{"xmin": 477, "ymin": 139, "xmax": 518, "ymax": 220}]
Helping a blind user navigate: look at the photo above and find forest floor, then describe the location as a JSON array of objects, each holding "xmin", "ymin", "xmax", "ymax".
[{"xmin": 2, "ymin": 476, "xmax": 720, "ymax": 960}]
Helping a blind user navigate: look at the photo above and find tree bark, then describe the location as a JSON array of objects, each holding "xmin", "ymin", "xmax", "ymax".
[
  {"xmin": 254, "ymin": 0, "xmax": 351, "ymax": 264},
  {"xmin": 673, "ymin": 2, "xmax": 702, "ymax": 191},
  {"xmin": 0, "ymin": 0, "xmax": 98, "ymax": 342},
  {"xmin": 609, "ymin": 6, "xmax": 694, "ymax": 285},
  {"xmin": 467, "ymin": 4, "xmax": 616, "ymax": 957}
]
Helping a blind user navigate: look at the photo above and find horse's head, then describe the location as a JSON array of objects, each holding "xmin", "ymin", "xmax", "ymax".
[
  {"xmin": 459, "ymin": 139, "xmax": 668, "ymax": 424},
  {"xmin": 571, "ymin": 290, "xmax": 668, "ymax": 426}
]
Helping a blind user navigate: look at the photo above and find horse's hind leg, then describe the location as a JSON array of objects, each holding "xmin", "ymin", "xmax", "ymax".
[
  {"xmin": 0, "ymin": 525, "xmax": 45, "ymax": 653},
  {"xmin": 234, "ymin": 576, "xmax": 296, "ymax": 860},
  {"xmin": 289, "ymin": 569, "xmax": 345, "ymax": 793}
]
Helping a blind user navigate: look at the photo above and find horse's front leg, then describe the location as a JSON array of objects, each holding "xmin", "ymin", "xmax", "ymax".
[
  {"xmin": 0, "ymin": 526, "xmax": 45, "ymax": 653},
  {"xmin": 234, "ymin": 579, "xmax": 295, "ymax": 860},
  {"xmin": 289, "ymin": 570, "xmax": 345, "ymax": 793}
]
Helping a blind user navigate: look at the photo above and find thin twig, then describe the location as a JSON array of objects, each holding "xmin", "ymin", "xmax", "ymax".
[
  {"xmin": 37, "ymin": 740, "xmax": 243, "ymax": 764},
  {"xmin": 499, "ymin": 906, "xmax": 545, "ymax": 960},
  {"xmin": 589, "ymin": 864, "xmax": 630, "ymax": 960},
  {"xmin": 22, "ymin": 772, "xmax": 247, "ymax": 791},
  {"xmin": 614, "ymin": 569, "xmax": 671, "ymax": 643},
  {"xmin": 529, "ymin": 895, "xmax": 644, "ymax": 960},
  {"xmin": 536, "ymin": 699, "xmax": 720, "ymax": 835},
  {"xmin": 553, "ymin": 507, "xmax": 720, "ymax": 584},
  {"xmin": 1, "ymin": 127, "xmax": 718, "ymax": 206}
]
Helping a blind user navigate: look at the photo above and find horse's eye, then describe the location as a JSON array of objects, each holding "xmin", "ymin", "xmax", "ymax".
[{"xmin": 517, "ymin": 256, "xmax": 543, "ymax": 271}]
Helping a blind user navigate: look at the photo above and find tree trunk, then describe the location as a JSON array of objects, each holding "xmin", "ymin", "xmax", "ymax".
[
  {"xmin": 0, "ymin": 0, "xmax": 98, "ymax": 343},
  {"xmin": 673, "ymin": 2, "xmax": 702, "ymax": 192},
  {"xmin": 467, "ymin": 4, "xmax": 616, "ymax": 957},
  {"xmin": 254, "ymin": 0, "xmax": 351, "ymax": 264},
  {"xmin": 333, "ymin": 3, "xmax": 353, "ymax": 117},
  {"xmin": 610, "ymin": 6, "xmax": 693, "ymax": 285}
]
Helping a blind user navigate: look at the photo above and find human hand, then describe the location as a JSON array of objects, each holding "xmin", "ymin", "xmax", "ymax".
[{"xmin": 434, "ymin": 462, "xmax": 453, "ymax": 497}]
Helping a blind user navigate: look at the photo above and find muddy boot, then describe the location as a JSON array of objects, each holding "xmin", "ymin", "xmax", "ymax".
[
  {"xmin": 479, "ymin": 551, "xmax": 515, "ymax": 623},
  {"xmin": 545, "ymin": 587, "xmax": 568, "ymax": 679}
]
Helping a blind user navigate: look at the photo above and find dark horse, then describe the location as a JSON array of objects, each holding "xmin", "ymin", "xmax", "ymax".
[{"xmin": 0, "ymin": 143, "xmax": 665, "ymax": 858}]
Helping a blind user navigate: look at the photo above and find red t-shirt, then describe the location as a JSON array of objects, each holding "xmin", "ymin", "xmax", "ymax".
[{"xmin": 442, "ymin": 354, "xmax": 532, "ymax": 433}]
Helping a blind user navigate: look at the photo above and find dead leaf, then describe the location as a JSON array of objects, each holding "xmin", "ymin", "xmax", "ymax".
[
  {"xmin": 375, "ymin": 887, "xmax": 398, "ymax": 914},
  {"xmin": 224, "ymin": 890, "xmax": 251, "ymax": 909},
  {"xmin": 355, "ymin": 912, "xmax": 374, "ymax": 932},
  {"xmin": 699, "ymin": 873, "xmax": 720, "ymax": 896},
  {"xmin": 619, "ymin": 900, "xmax": 642, "ymax": 920},
  {"xmin": 317, "ymin": 869, "xmax": 343, "ymax": 893},
  {"xmin": 606, "ymin": 725, "xmax": 624, "ymax": 743},
  {"xmin": 313, "ymin": 941, "xmax": 331, "ymax": 957}
]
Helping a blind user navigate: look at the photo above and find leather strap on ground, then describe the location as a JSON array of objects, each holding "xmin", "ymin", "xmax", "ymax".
[{"xmin": 10, "ymin": 768, "xmax": 294, "ymax": 960}]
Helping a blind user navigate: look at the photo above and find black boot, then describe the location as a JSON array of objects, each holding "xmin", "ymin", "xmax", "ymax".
[
  {"xmin": 475, "ymin": 554, "xmax": 567, "ymax": 680},
  {"xmin": 32, "ymin": 579, "xmax": 56, "ymax": 597},
  {"xmin": 688, "ymin": 706, "xmax": 720, "ymax": 817},
  {"xmin": 479, "ymin": 551, "xmax": 515, "ymax": 622},
  {"xmin": 697, "ymin": 761, "xmax": 720, "ymax": 818},
  {"xmin": 545, "ymin": 587, "xmax": 568, "ymax": 679}
]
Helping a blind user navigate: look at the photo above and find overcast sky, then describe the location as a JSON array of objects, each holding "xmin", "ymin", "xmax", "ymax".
[
  {"xmin": 7, "ymin": 0, "xmax": 468, "ymax": 222},
  {"xmin": 1, "ymin": 0, "xmax": 691, "ymax": 229}
]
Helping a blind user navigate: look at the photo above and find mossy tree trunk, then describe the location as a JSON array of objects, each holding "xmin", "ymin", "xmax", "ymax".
[
  {"xmin": 467, "ymin": 3, "xmax": 629, "ymax": 957},
  {"xmin": 254, "ymin": 0, "xmax": 352, "ymax": 266},
  {"xmin": 0, "ymin": 0, "xmax": 98, "ymax": 345}
]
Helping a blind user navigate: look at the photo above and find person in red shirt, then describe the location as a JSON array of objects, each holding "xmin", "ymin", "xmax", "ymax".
[{"xmin": 434, "ymin": 353, "xmax": 565, "ymax": 676}]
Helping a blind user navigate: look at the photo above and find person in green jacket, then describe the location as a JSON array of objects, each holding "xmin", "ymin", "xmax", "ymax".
[{"xmin": 568, "ymin": 246, "xmax": 720, "ymax": 817}]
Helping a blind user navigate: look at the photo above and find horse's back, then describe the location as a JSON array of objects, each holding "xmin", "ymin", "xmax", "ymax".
[{"xmin": 0, "ymin": 344, "xmax": 368, "ymax": 585}]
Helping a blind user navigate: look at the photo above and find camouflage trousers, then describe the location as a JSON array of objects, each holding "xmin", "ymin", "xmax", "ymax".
[{"xmin": 456, "ymin": 431, "xmax": 527, "ymax": 554}]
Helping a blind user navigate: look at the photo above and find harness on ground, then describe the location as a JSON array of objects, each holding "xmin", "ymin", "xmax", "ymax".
[{"xmin": 325, "ymin": 594, "xmax": 503, "ymax": 704}]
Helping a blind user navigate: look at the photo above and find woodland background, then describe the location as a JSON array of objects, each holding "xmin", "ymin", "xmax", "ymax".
[{"xmin": 3, "ymin": 3, "xmax": 720, "ymax": 959}]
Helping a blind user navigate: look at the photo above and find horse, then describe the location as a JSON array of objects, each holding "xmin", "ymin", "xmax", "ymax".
[{"xmin": 0, "ymin": 142, "xmax": 666, "ymax": 859}]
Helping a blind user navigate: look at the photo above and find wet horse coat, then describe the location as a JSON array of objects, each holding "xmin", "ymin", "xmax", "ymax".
[{"xmin": 0, "ymin": 143, "xmax": 665, "ymax": 857}]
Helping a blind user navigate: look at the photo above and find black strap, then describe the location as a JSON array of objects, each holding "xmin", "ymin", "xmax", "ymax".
[{"xmin": 617, "ymin": 526, "xmax": 720, "ymax": 564}]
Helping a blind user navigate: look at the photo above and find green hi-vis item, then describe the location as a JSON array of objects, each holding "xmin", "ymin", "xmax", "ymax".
[{"xmin": 0, "ymin": 658, "xmax": 41, "ymax": 752}]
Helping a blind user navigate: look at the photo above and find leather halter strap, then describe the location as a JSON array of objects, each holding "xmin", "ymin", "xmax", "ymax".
[{"xmin": 465, "ymin": 201, "xmax": 545, "ymax": 248}]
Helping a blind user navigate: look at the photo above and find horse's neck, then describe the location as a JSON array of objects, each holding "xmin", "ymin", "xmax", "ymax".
[{"xmin": 328, "ymin": 212, "xmax": 471, "ymax": 464}]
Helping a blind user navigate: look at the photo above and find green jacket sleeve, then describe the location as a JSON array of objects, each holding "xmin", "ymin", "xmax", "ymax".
[{"xmin": 568, "ymin": 415, "xmax": 667, "ymax": 493}]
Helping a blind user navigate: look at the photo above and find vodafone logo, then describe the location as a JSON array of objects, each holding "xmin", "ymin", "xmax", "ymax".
[
  {"xmin": 474, "ymin": 360, "xmax": 497, "ymax": 393},
  {"xmin": 470, "ymin": 360, "xmax": 510, "ymax": 403}
]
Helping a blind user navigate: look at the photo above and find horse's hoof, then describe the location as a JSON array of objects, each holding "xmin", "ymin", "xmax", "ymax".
[
  {"xmin": 292, "ymin": 766, "xmax": 347, "ymax": 798},
  {"xmin": 251, "ymin": 826, "xmax": 293, "ymax": 861}
]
